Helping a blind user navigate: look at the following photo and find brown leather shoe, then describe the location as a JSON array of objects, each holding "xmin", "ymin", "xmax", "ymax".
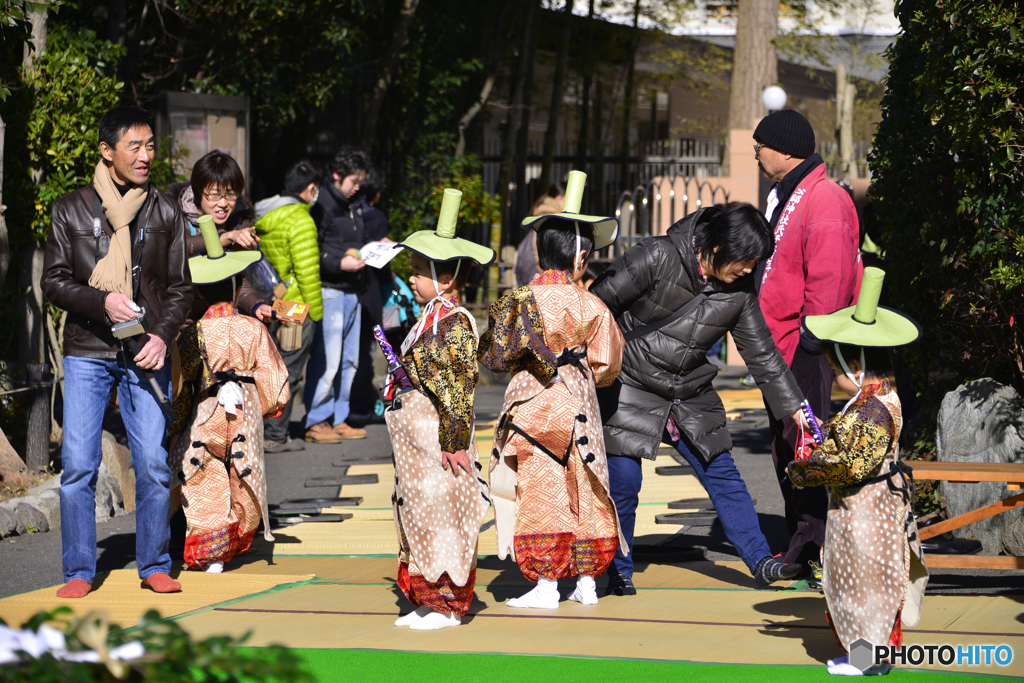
[
  {"xmin": 305, "ymin": 421, "xmax": 343, "ymax": 443},
  {"xmin": 333, "ymin": 422, "xmax": 367, "ymax": 440}
]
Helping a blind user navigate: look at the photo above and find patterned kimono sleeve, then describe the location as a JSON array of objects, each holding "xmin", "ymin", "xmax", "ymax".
[
  {"xmin": 587, "ymin": 306, "xmax": 625, "ymax": 388},
  {"xmin": 251, "ymin": 322, "xmax": 291, "ymax": 417},
  {"xmin": 478, "ymin": 286, "xmax": 557, "ymax": 382},
  {"xmin": 788, "ymin": 398, "xmax": 895, "ymax": 489},
  {"xmin": 420, "ymin": 315, "xmax": 479, "ymax": 453},
  {"xmin": 170, "ymin": 324, "xmax": 203, "ymax": 437}
]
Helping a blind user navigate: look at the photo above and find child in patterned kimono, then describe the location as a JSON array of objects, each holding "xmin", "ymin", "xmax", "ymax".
[
  {"xmin": 169, "ymin": 216, "xmax": 289, "ymax": 573},
  {"xmin": 479, "ymin": 171, "xmax": 626, "ymax": 609},
  {"xmin": 386, "ymin": 189, "xmax": 495, "ymax": 631},
  {"xmin": 788, "ymin": 267, "xmax": 928, "ymax": 676}
]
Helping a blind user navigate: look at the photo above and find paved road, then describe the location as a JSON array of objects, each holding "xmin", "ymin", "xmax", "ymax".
[{"xmin": 2, "ymin": 372, "xmax": 1021, "ymax": 599}]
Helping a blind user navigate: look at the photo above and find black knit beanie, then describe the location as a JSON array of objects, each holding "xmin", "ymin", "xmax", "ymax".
[{"xmin": 753, "ymin": 110, "xmax": 815, "ymax": 158}]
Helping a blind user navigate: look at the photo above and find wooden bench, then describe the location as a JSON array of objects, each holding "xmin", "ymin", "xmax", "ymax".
[{"xmin": 910, "ymin": 461, "xmax": 1024, "ymax": 570}]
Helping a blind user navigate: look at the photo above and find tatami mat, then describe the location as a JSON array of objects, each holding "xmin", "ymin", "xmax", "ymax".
[
  {"xmin": 171, "ymin": 578, "xmax": 1024, "ymax": 677},
  {"xmin": 220, "ymin": 556, "xmax": 758, "ymax": 591},
  {"xmin": 0, "ymin": 570, "xmax": 311, "ymax": 631}
]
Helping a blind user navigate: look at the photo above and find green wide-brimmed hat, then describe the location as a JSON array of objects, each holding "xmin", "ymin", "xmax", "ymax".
[
  {"xmin": 188, "ymin": 215, "xmax": 262, "ymax": 284},
  {"xmin": 521, "ymin": 170, "xmax": 618, "ymax": 250},
  {"xmin": 802, "ymin": 267, "xmax": 921, "ymax": 347},
  {"xmin": 398, "ymin": 188, "xmax": 497, "ymax": 266}
]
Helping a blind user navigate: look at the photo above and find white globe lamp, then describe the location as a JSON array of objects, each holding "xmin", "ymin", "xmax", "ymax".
[{"xmin": 762, "ymin": 86, "xmax": 787, "ymax": 112}]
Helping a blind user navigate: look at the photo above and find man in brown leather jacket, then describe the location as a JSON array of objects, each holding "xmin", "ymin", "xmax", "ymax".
[{"xmin": 41, "ymin": 106, "xmax": 192, "ymax": 599}]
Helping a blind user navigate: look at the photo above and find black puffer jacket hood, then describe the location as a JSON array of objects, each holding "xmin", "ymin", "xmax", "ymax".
[{"xmin": 590, "ymin": 207, "xmax": 803, "ymax": 462}]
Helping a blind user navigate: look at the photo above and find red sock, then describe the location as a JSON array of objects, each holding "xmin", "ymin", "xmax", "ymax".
[
  {"xmin": 56, "ymin": 579, "xmax": 92, "ymax": 599},
  {"xmin": 143, "ymin": 573, "xmax": 182, "ymax": 593}
]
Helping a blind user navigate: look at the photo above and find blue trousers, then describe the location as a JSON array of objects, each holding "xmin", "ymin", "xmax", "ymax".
[
  {"xmin": 304, "ymin": 289, "xmax": 361, "ymax": 428},
  {"xmin": 60, "ymin": 356, "xmax": 172, "ymax": 583},
  {"xmin": 608, "ymin": 429, "xmax": 772, "ymax": 577}
]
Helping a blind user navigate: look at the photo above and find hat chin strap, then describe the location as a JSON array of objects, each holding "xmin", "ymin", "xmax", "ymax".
[
  {"xmin": 572, "ymin": 222, "xmax": 586, "ymax": 276},
  {"xmin": 412, "ymin": 260, "xmax": 460, "ymax": 344},
  {"xmin": 835, "ymin": 345, "xmax": 866, "ymax": 416}
]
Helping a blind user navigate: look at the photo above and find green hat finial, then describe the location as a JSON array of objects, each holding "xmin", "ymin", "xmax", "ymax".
[
  {"xmin": 853, "ymin": 267, "xmax": 884, "ymax": 324},
  {"xmin": 563, "ymin": 171, "xmax": 586, "ymax": 214},
  {"xmin": 198, "ymin": 215, "xmax": 224, "ymax": 259},
  {"xmin": 436, "ymin": 188, "xmax": 462, "ymax": 239}
]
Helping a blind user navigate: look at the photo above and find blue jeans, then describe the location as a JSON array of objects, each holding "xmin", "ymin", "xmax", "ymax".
[
  {"xmin": 304, "ymin": 289, "xmax": 361, "ymax": 428},
  {"xmin": 608, "ymin": 429, "xmax": 771, "ymax": 577},
  {"xmin": 60, "ymin": 356, "xmax": 172, "ymax": 583}
]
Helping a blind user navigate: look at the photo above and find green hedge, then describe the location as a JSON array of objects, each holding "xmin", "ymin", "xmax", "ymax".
[{"xmin": 869, "ymin": 0, "xmax": 1024, "ymax": 407}]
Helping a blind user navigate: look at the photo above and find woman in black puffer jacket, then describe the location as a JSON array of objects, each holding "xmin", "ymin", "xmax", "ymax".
[{"xmin": 590, "ymin": 203, "xmax": 808, "ymax": 593}]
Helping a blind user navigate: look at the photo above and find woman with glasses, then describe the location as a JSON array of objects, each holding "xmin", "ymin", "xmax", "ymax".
[{"xmin": 173, "ymin": 150, "xmax": 270, "ymax": 322}]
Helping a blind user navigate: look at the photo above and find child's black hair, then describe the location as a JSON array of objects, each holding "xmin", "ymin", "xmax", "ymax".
[
  {"xmin": 824, "ymin": 343, "xmax": 893, "ymax": 381},
  {"xmin": 694, "ymin": 203, "xmax": 774, "ymax": 274},
  {"xmin": 433, "ymin": 258, "xmax": 472, "ymax": 291},
  {"xmin": 536, "ymin": 219, "xmax": 595, "ymax": 272},
  {"xmin": 195, "ymin": 278, "xmax": 237, "ymax": 306}
]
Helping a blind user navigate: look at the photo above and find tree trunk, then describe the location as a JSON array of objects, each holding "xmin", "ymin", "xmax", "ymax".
[
  {"xmin": 361, "ymin": 0, "xmax": 421, "ymax": 152},
  {"xmin": 539, "ymin": 0, "xmax": 574, "ymax": 191},
  {"xmin": 25, "ymin": 363, "xmax": 52, "ymax": 472},
  {"xmin": 840, "ymin": 82, "xmax": 855, "ymax": 179},
  {"xmin": 21, "ymin": 4, "xmax": 49, "ymax": 467},
  {"xmin": 618, "ymin": 0, "xmax": 641, "ymax": 193},
  {"xmin": 574, "ymin": 0, "xmax": 597, "ymax": 172},
  {"xmin": 23, "ymin": 4, "xmax": 47, "ymax": 72},
  {"xmin": 496, "ymin": 6, "xmax": 534, "ymax": 245},
  {"xmin": 592, "ymin": 79, "xmax": 605, "ymax": 215},
  {"xmin": 455, "ymin": 0, "xmax": 516, "ymax": 157},
  {"xmin": 0, "ymin": 114, "xmax": 9, "ymax": 289},
  {"xmin": 513, "ymin": 1, "xmax": 539, "ymax": 226},
  {"xmin": 723, "ymin": 0, "xmax": 777, "ymax": 176},
  {"xmin": 455, "ymin": 74, "xmax": 495, "ymax": 157}
]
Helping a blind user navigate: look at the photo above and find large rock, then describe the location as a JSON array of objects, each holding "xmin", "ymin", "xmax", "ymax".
[
  {"xmin": 15, "ymin": 503, "xmax": 49, "ymax": 534},
  {"xmin": 95, "ymin": 476, "xmax": 115, "ymax": 520},
  {"xmin": 35, "ymin": 490, "xmax": 61, "ymax": 530},
  {"xmin": 0, "ymin": 427, "xmax": 28, "ymax": 488},
  {"xmin": 98, "ymin": 462, "xmax": 125, "ymax": 512},
  {"xmin": 936, "ymin": 378, "xmax": 1024, "ymax": 555},
  {"xmin": 101, "ymin": 430, "xmax": 135, "ymax": 512},
  {"xmin": 0, "ymin": 505, "xmax": 22, "ymax": 537}
]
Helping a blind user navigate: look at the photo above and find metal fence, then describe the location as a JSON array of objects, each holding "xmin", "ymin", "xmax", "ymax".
[
  {"xmin": 609, "ymin": 175, "xmax": 731, "ymax": 261},
  {"xmin": 816, "ymin": 141, "xmax": 873, "ymax": 179},
  {"xmin": 481, "ymin": 137, "xmax": 724, "ymax": 233}
]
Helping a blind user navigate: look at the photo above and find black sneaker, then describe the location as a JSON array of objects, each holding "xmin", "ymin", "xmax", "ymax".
[
  {"xmin": 753, "ymin": 556, "xmax": 802, "ymax": 587},
  {"xmin": 604, "ymin": 574, "xmax": 637, "ymax": 596}
]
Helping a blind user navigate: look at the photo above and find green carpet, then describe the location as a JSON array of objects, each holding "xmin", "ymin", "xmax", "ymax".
[{"xmin": 240, "ymin": 648, "xmax": 1021, "ymax": 682}]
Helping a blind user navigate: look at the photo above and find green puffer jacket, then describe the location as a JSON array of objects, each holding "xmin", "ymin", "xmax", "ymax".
[{"xmin": 254, "ymin": 196, "xmax": 323, "ymax": 322}]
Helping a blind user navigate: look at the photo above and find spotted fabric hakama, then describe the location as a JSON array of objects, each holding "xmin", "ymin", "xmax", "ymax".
[
  {"xmin": 789, "ymin": 381, "xmax": 928, "ymax": 653},
  {"xmin": 387, "ymin": 307, "xmax": 490, "ymax": 616}
]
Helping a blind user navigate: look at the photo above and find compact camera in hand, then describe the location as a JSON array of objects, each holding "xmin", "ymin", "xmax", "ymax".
[{"xmin": 111, "ymin": 307, "xmax": 147, "ymax": 340}]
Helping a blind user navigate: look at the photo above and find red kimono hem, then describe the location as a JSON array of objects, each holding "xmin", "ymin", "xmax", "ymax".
[
  {"xmin": 397, "ymin": 562, "xmax": 475, "ymax": 617},
  {"xmin": 514, "ymin": 532, "xmax": 618, "ymax": 582}
]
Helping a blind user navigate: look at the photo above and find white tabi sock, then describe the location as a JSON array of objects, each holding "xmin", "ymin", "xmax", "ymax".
[
  {"xmin": 507, "ymin": 577, "xmax": 560, "ymax": 609},
  {"xmin": 826, "ymin": 655, "xmax": 890, "ymax": 676},
  {"xmin": 409, "ymin": 609, "xmax": 461, "ymax": 630},
  {"xmin": 394, "ymin": 605, "xmax": 433, "ymax": 627},
  {"xmin": 566, "ymin": 575, "xmax": 598, "ymax": 605},
  {"xmin": 205, "ymin": 561, "xmax": 224, "ymax": 574}
]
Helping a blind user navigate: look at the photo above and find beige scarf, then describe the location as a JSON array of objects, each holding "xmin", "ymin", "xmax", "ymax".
[{"xmin": 88, "ymin": 161, "xmax": 148, "ymax": 297}]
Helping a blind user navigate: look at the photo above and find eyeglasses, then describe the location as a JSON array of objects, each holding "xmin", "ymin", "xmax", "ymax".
[
  {"xmin": 753, "ymin": 143, "xmax": 767, "ymax": 155},
  {"xmin": 203, "ymin": 190, "xmax": 239, "ymax": 202}
]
